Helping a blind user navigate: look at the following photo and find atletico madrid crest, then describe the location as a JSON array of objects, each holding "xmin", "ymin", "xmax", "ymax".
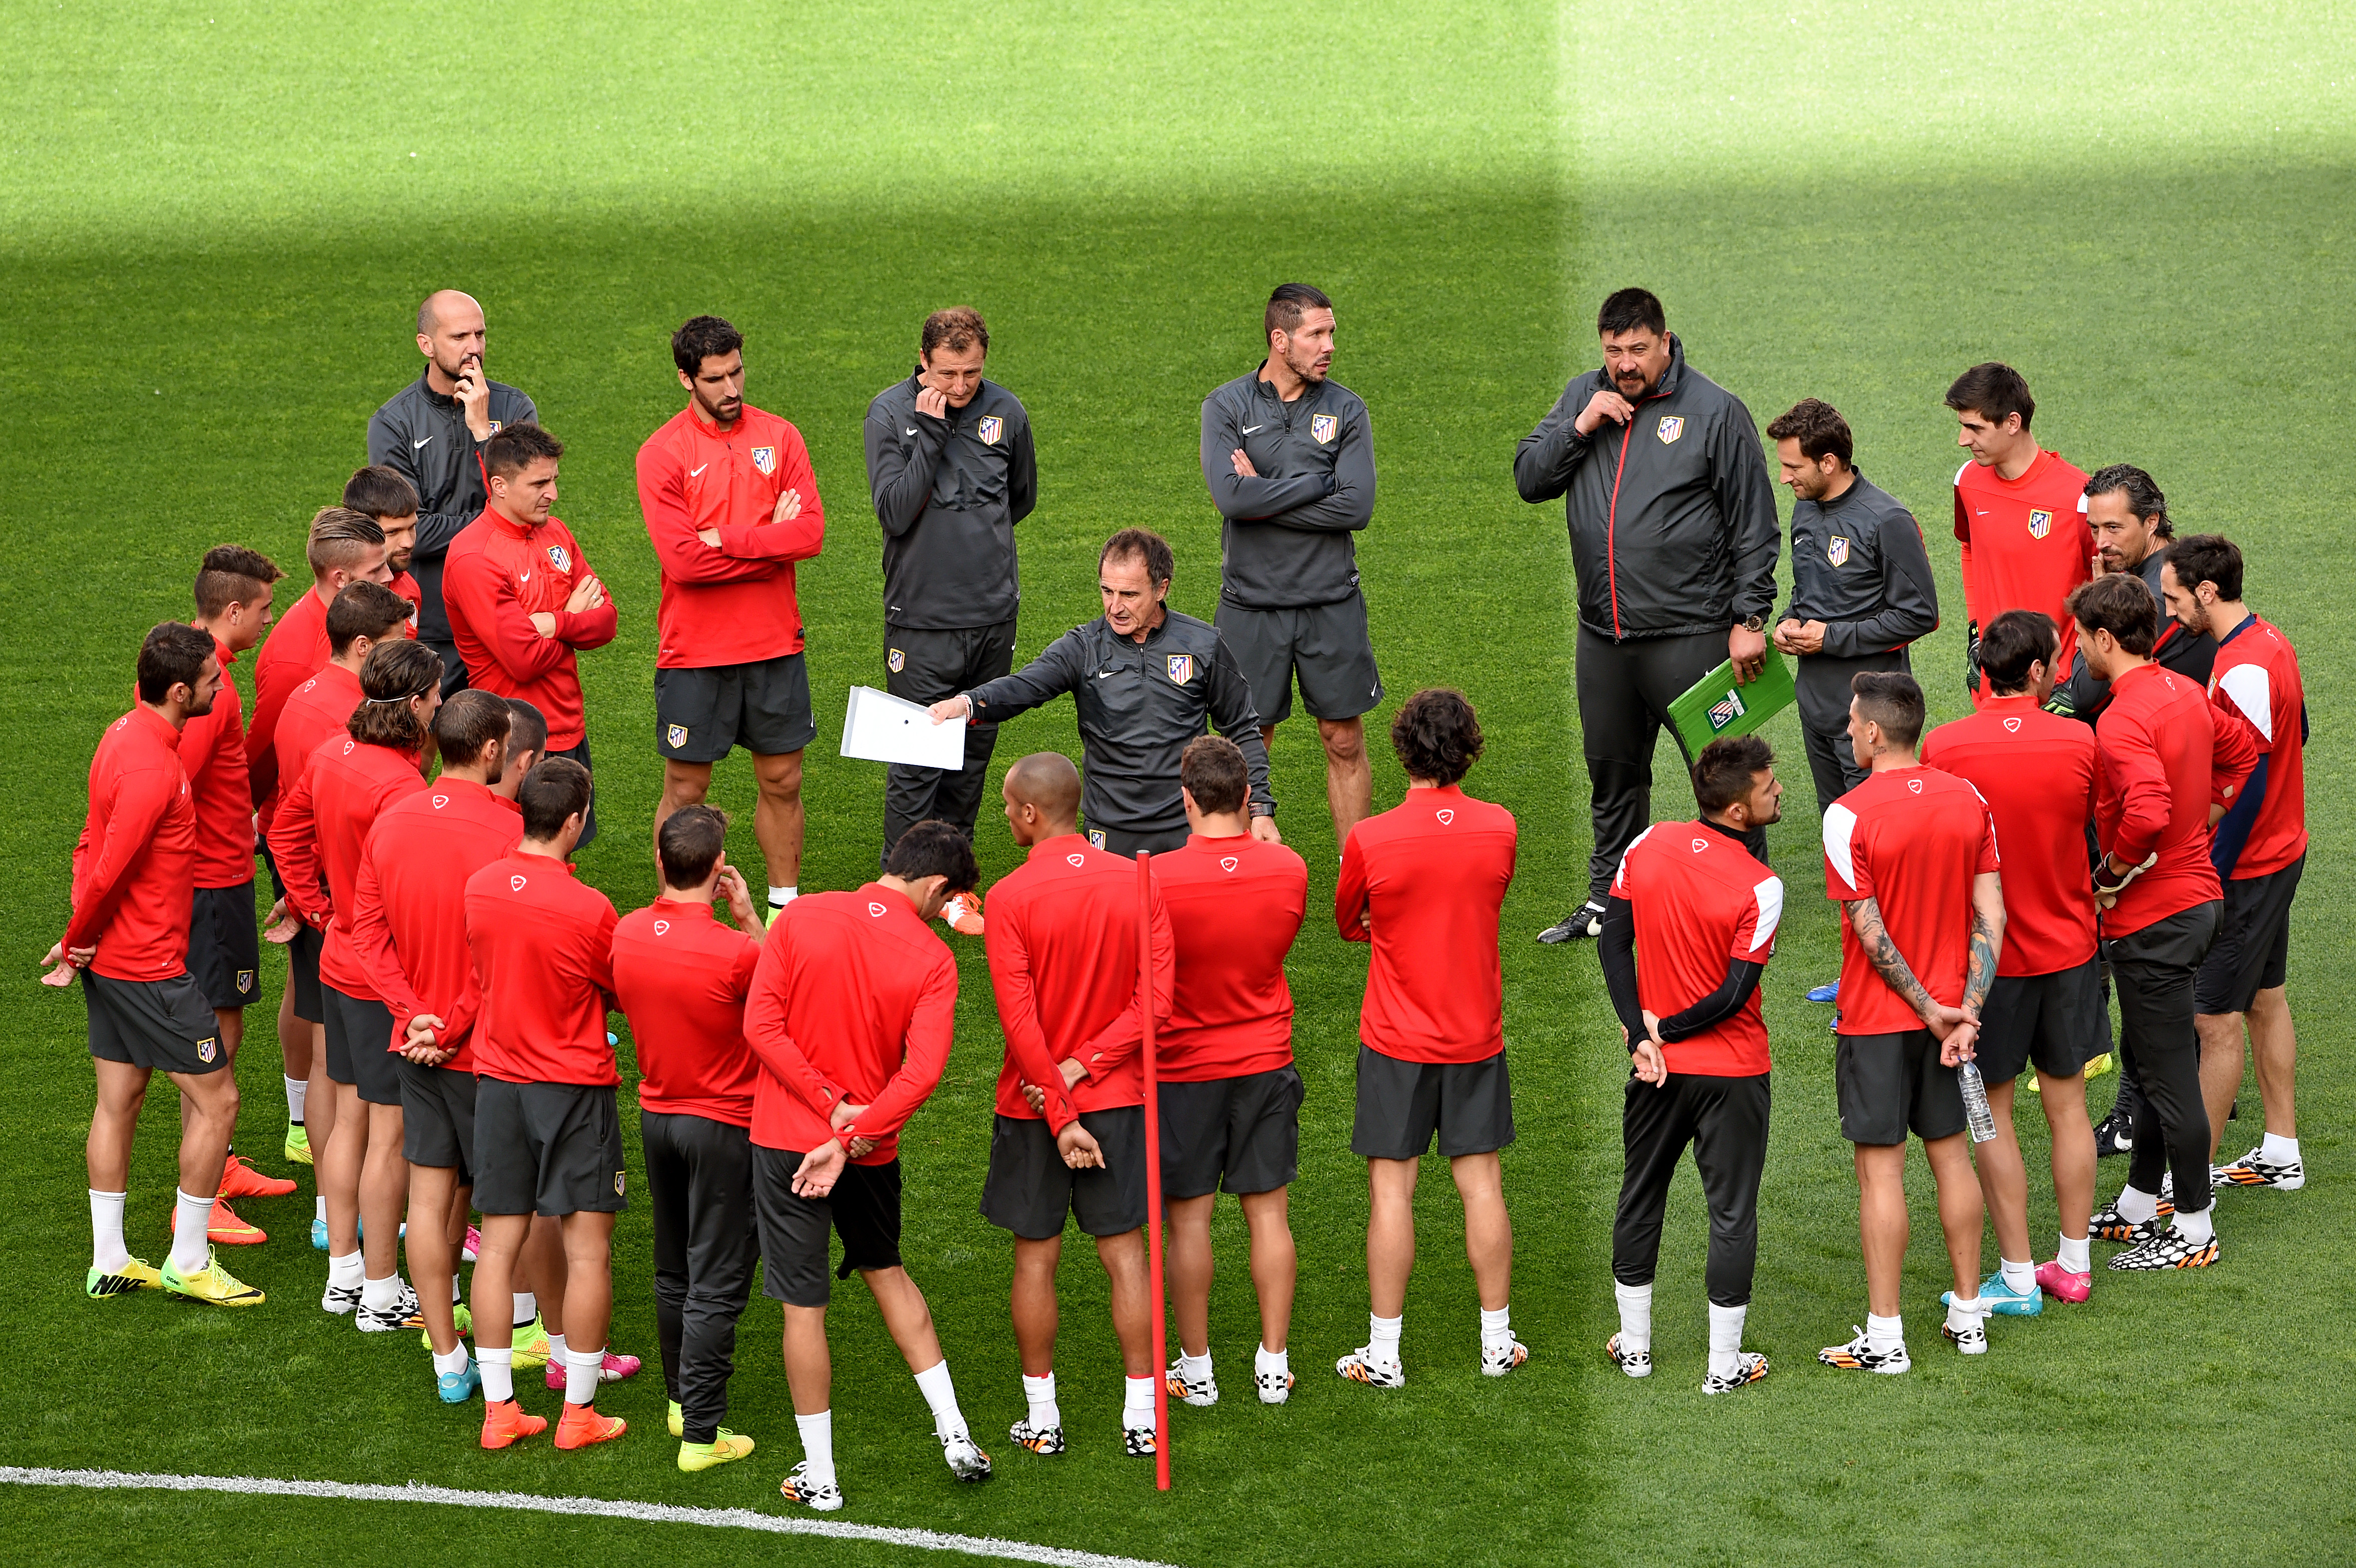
[
  {"xmin": 1827, "ymin": 535, "xmax": 1851, "ymax": 567},
  {"xmin": 2028, "ymin": 509, "xmax": 2053, "ymax": 539},
  {"xmin": 751, "ymin": 445, "xmax": 777, "ymax": 475},
  {"xmin": 977, "ymin": 416, "xmax": 1004, "ymax": 446},
  {"xmin": 888, "ymin": 647, "xmax": 905, "ymax": 673},
  {"xmin": 1311, "ymin": 413, "xmax": 1338, "ymax": 444},
  {"xmin": 1166, "ymin": 653, "xmax": 1195, "ymax": 685},
  {"xmin": 667, "ymin": 723, "xmax": 688, "ymax": 748},
  {"xmin": 236, "ymin": 970, "xmax": 255, "ymax": 995},
  {"xmin": 547, "ymin": 543, "xmax": 571, "ymax": 573},
  {"xmin": 198, "ymin": 1038, "xmax": 218, "ymax": 1063},
  {"xmin": 1657, "ymin": 415, "xmax": 1686, "ymax": 444}
]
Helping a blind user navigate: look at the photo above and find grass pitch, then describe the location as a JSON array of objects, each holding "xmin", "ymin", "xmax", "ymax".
[{"xmin": 3, "ymin": 3, "xmax": 2352, "ymax": 1563}]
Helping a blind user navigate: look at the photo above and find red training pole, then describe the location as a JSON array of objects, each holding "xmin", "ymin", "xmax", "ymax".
[{"xmin": 1138, "ymin": 850, "xmax": 1170, "ymax": 1491}]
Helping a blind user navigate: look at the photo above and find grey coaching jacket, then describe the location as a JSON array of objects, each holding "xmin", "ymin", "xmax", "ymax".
[
  {"xmin": 864, "ymin": 371, "xmax": 1037, "ymax": 630},
  {"xmin": 1781, "ymin": 471, "xmax": 1940, "ymax": 656},
  {"xmin": 1200, "ymin": 368, "xmax": 1375, "ymax": 609},
  {"xmin": 966, "ymin": 610, "xmax": 1275, "ymax": 838},
  {"xmin": 367, "ymin": 369, "xmax": 538, "ymax": 642},
  {"xmin": 1514, "ymin": 335, "xmax": 1780, "ymax": 640}
]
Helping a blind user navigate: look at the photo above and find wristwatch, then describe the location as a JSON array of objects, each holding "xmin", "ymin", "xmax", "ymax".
[{"xmin": 1739, "ymin": 614, "xmax": 1766, "ymax": 633}]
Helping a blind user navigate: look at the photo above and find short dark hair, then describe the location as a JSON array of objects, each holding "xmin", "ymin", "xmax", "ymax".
[
  {"xmin": 2164, "ymin": 533, "xmax": 2244, "ymax": 602},
  {"xmin": 484, "ymin": 422, "xmax": 563, "ymax": 481},
  {"xmin": 349, "ymin": 641, "xmax": 443, "ymax": 749},
  {"xmin": 1978, "ymin": 609, "xmax": 2060, "ymax": 696},
  {"xmin": 1765, "ymin": 398, "xmax": 1854, "ymax": 467},
  {"xmin": 342, "ymin": 465, "xmax": 421, "ymax": 522},
  {"xmin": 672, "ymin": 315, "xmax": 743, "ymax": 377},
  {"xmin": 194, "ymin": 545, "xmax": 284, "ymax": 620},
  {"xmin": 326, "ymin": 580, "xmax": 413, "ymax": 652},
  {"xmin": 657, "ymin": 804, "xmax": 730, "ymax": 890},
  {"xmin": 307, "ymin": 507, "xmax": 386, "ymax": 580},
  {"xmin": 1101, "ymin": 527, "xmax": 1174, "ymax": 587},
  {"xmin": 2084, "ymin": 463, "xmax": 2171, "ymax": 540},
  {"xmin": 1179, "ymin": 734, "xmax": 1249, "ymax": 816},
  {"xmin": 1692, "ymin": 734, "xmax": 1774, "ymax": 816},
  {"xmin": 886, "ymin": 820, "xmax": 982, "ymax": 891},
  {"xmin": 519, "ymin": 756, "xmax": 592, "ymax": 841},
  {"xmin": 1265, "ymin": 283, "xmax": 1332, "ymax": 342},
  {"xmin": 1391, "ymin": 688, "xmax": 1483, "ymax": 786},
  {"xmin": 138, "ymin": 621, "xmax": 216, "ymax": 704},
  {"xmin": 1597, "ymin": 287, "xmax": 1666, "ymax": 338},
  {"xmin": 2067, "ymin": 571, "xmax": 2159, "ymax": 656},
  {"xmin": 504, "ymin": 697, "xmax": 550, "ymax": 761},
  {"xmin": 921, "ymin": 308, "xmax": 989, "ymax": 358},
  {"xmin": 433, "ymin": 689, "xmax": 511, "ymax": 767},
  {"xmin": 1850, "ymin": 670, "xmax": 1926, "ymax": 748},
  {"xmin": 1945, "ymin": 362, "xmax": 2035, "ymax": 430}
]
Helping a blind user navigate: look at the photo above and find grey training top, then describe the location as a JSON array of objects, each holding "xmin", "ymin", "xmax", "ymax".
[
  {"xmin": 966, "ymin": 610, "xmax": 1275, "ymax": 838},
  {"xmin": 1781, "ymin": 470, "xmax": 1940, "ymax": 657},
  {"xmin": 1200, "ymin": 368, "xmax": 1375, "ymax": 609},
  {"xmin": 367, "ymin": 369, "xmax": 539, "ymax": 643},
  {"xmin": 864, "ymin": 371, "xmax": 1037, "ymax": 630}
]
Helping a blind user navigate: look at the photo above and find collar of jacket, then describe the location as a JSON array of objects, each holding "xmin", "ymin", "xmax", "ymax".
[
  {"xmin": 414, "ymin": 366, "xmax": 460, "ymax": 410},
  {"xmin": 1250, "ymin": 360, "xmax": 1325, "ymax": 408},
  {"xmin": 1814, "ymin": 467, "xmax": 1869, "ymax": 511},
  {"xmin": 487, "ymin": 508, "xmax": 540, "ymax": 540}
]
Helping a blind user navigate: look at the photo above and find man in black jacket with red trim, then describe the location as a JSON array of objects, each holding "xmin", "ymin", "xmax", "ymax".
[{"xmin": 1515, "ymin": 289, "xmax": 1781, "ymax": 944}]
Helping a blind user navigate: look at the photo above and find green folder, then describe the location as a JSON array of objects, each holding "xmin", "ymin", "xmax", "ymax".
[{"xmin": 1666, "ymin": 649, "xmax": 1797, "ymax": 756}]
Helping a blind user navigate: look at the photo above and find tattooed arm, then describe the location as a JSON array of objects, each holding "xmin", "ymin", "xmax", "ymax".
[
  {"xmin": 1842, "ymin": 896, "xmax": 1952, "ymax": 1034},
  {"xmin": 1963, "ymin": 871, "xmax": 2005, "ymax": 1018}
]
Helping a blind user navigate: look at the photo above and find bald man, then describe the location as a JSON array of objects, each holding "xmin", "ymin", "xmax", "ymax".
[{"xmin": 369, "ymin": 290, "xmax": 540, "ymax": 695}]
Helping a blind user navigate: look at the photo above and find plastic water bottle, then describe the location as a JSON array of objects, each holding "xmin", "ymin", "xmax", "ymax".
[{"xmin": 1959, "ymin": 1060, "xmax": 1998, "ymax": 1143}]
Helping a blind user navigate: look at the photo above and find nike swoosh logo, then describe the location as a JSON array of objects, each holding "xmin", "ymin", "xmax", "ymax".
[
  {"xmin": 1241, "ymin": 425, "xmax": 1263, "ymax": 434},
  {"xmin": 412, "ymin": 436, "xmax": 432, "ymax": 449},
  {"xmin": 518, "ymin": 570, "xmax": 531, "ymax": 582},
  {"xmin": 906, "ymin": 427, "xmax": 918, "ymax": 436},
  {"xmin": 689, "ymin": 464, "xmax": 708, "ymax": 477},
  {"xmin": 1097, "ymin": 670, "xmax": 1116, "ymax": 679}
]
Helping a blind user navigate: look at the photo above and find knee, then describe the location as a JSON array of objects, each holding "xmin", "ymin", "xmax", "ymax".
[
  {"xmin": 1318, "ymin": 719, "xmax": 1366, "ymax": 765},
  {"xmin": 661, "ymin": 765, "xmax": 712, "ymax": 809},
  {"xmin": 759, "ymin": 757, "xmax": 805, "ymax": 805}
]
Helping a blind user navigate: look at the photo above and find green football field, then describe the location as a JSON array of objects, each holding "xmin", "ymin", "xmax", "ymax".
[{"xmin": 5, "ymin": 2, "xmax": 2353, "ymax": 1562}]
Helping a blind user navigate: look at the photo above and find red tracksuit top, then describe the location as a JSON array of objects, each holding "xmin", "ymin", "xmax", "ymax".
[
  {"xmin": 270, "ymin": 662, "xmax": 363, "ymax": 815},
  {"xmin": 390, "ymin": 569, "xmax": 421, "ymax": 639},
  {"xmin": 463, "ymin": 851, "xmax": 619, "ymax": 1087},
  {"xmin": 1823, "ymin": 764, "xmax": 2000, "ymax": 1036},
  {"xmin": 1953, "ymin": 450, "xmax": 2092, "ymax": 703},
  {"xmin": 67, "ymin": 705, "xmax": 198, "ymax": 982},
  {"xmin": 1921, "ymin": 694, "xmax": 2100, "ymax": 977},
  {"xmin": 441, "ymin": 509, "xmax": 618, "ymax": 751},
  {"xmin": 180, "ymin": 636, "xmax": 255, "ymax": 890},
  {"xmin": 1611, "ymin": 819, "xmax": 1782, "ymax": 1076},
  {"xmin": 635, "ymin": 404, "xmax": 827, "ymax": 669},
  {"xmin": 245, "ymin": 586, "xmax": 331, "ymax": 831},
  {"xmin": 984, "ymin": 835, "xmax": 1175, "ymax": 1133},
  {"xmin": 742, "ymin": 886, "xmax": 959, "ymax": 1160},
  {"xmin": 2208, "ymin": 614, "xmax": 2307, "ymax": 880},
  {"xmin": 268, "ymin": 732, "xmax": 429, "ymax": 1000},
  {"xmin": 2094, "ymin": 662, "xmax": 2257, "ymax": 936},
  {"xmin": 1336, "ymin": 785, "xmax": 1518, "ymax": 1064},
  {"xmin": 1155, "ymin": 833, "xmax": 1306, "ymax": 1082},
  {"xmin": 613, "ymin": 899, "xmax": 762, "ymax": 1129},
  {"xmin": 347, "ymin": 778, "xmax": 523, "ymax": 1072}
]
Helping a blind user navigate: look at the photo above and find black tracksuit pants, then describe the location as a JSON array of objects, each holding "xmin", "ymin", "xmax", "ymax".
[
  {"xmin": 1612, "ymin": 1071, "xmax": 1771, "ymax": 1307},
  {"xmin": 1795, "ymin": 649, "xmax": 1909, "ymax": 819},
  {"xmin": 642, "ymin": 1109, "xmax": 758, "ymax": 1444},
  {"xmin": 1576, "ymin": 626, "xmax": 1767, "ymax": 903},
  {"xmin": 2108, "ymin": 901, "xmax": 2222, "ymax": 1214},
  {"xmin": 882, "ymin": 620, "xmax": 1017, "ymax": 865}
]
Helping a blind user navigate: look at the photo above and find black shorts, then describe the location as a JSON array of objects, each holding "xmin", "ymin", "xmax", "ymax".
[
  {"xmin": 1214, "ymin": 592, "xmax": 1383, "ymax": 726},
  {"xmin": 1350, "ymin": 1044, "xmax": 1515, "ymax": 1160},
  {"xmin": 187, "ymin": 883, "xmax": 261, "ymax": 1011},
  {"xmin": 321, "ymin": 984, "xmax": 403, "ymax": 1105},
  {"xmin": 1977, "ymin": 958, "xmax": 2111, "ymax": 1085},
  {"xmin": 85, "ymin": 970, "xmax": 229, "ymax": 1077},
  {"xmin": 472, "ymin": 1079, "xmax": 627, "ymax": 1217},
  {"xmin": 1158, "ymin": 1065, "xmax": 1303, "ymax": 1199},
  {"xmin": 399, "ymin": 1058, "xmax": 478, "ymax": 1181},
  {"xmin": 2195, "ymin": 854, "xmax": 2303, "ymax": 1016},
  {"xmin": 547, "ymin": 738, "xmax": 600, "ymax": 850},
  {"xmin": 980, "ymin": 1108, "xmax": 1148, "ymax": 1240},
  {"xmin": 655, "ymin": 652, "xmax": 816, "ymax": 762},
  {"xmin": 1835, "ymin": 1029, "xmax": 1967, "ymax": 1145},
  {"xmin": 752, "ymin": 1147, "xmax": 903, "ymax": 1307},
  {"xmin": 1086, "ymin": 823, "xmax": 1190, "ymax": 858},
  {"xmin": 259, "ymin": 842, "xmax": 324, "ymax": 1023}
]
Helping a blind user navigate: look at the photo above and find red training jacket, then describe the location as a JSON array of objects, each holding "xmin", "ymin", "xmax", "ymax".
[
  {"xmin": 180, "ymin": 635, "xmax": 256, "ymax": 890},
  {"xmin": 1920, "ymin": 694, "xmax": 2099, "ymax": 977},
  {"xmin": 463, "ymin": 850, "xmax": 619, "ymax": 1087},
  {"xmin": 2094, "ymin": 662, "xmax": 2257, "ymax": 937},
  {"xmin": 67, "ymin": 705, "xmax": 197, "ymax": 982},
  {"xmin": 442, "ymin": 509, "xmax": 617, "ymax": 751},
  {"xmin": 267, "ymin": 732, "xmax": 428, "ymax": 1000},
  {"xmin": 244, "ymin": 586, "xmax": 331, "ymax": 830},
  {"xmin": 1155, "ymin": 833, "xmax": 1305, "ymax": 1082},
  {"xmin": 635, "ymin": 404, "xmax": 826, "ymax": 670},
  {"xmin": 613, "ymin": 898, "xmax": 762, "ymax": 1129},
  {"xmin": 1336, "ymin": 785, "xmax": 1518, "ymax": 1064}
]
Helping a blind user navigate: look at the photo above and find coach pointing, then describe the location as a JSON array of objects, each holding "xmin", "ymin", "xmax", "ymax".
[{"xmin": 1515, "ymin": 288, "xmax": 1780, "ymax": 945}]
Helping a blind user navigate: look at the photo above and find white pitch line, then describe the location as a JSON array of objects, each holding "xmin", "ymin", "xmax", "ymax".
[{"xmin": 0, "ymin": 1467, "xmax": 1182, "ymax": 1568}]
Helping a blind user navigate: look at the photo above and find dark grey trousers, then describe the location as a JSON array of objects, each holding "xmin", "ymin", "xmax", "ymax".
[
  {"xmin": 882, "ymin": 620, "xmax": 1017, "ymax": 866},
  {"xmin": 642, "ymin": 1109, "xmax": 757, "ymax": 1444},
  {"xmin": 1612, "ymin": 1071, "xmax": 1771, "ymax": 1306},
  {"xmin": 1795, "ymin": 648, "xmax": 1911, "ymax": 819},
  {"xmin": 2108, "ymin": 901, "xmax": 2222, "ymax": 1215}
]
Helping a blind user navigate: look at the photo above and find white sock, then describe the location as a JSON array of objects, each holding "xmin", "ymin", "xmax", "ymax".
[
  {"xmin": 2174, "ymin": 1202, "xmax": 2215, "ymax": 1245},
  {"xmin": 285, "ymin": 1076, "xmax": 307, "ymax": 1124},
  {"xmin": 796, "ymin": 1410, "xmax": 836, "ymax": 1486},
  {"xmin": 314, "ymin": 1195, "xmax": 327, "ymax": 1223},
  {"xmin": 432, "ymin": 1345, "xmax": 470, "ymax": 1377},
  {"xmin": 1255, "ymin": 1343, "xmax": 1289, "ymax": 1383},
  {"xmin": 513, "ymin": 1291, "xmax": 537, "ymax": 1327},
  {"xmin": 1866, "ymin": 1312, "xmax": 1904, "ymax": 1356},
  {"xmin": 2260, "ymin": 1132, "xmax": 2300, "ymax": 1165},
  {"xmin": 170, "ymin": 1187, "xmax": 213, "ymax": 1274},
  {"xmin": 769, "ymin": 885, "xmax": 798, "ymax": 907},
  {"xmin": 1707, "ymin": 1302, "xmax": 1748, "ymax": 1379},
  {"xmin": 1368, "ymin": 1311, "xmax": 1403, "ymax": 1368},
  {"xmin": 2116, "ymin": 1185, "xmax": 2160, "ymax": 1224},
  {"xmin": 565, "ymin": 1345, "xmax": 605, "ymax": 1404},
  {"xmin": 1946, "ymin": 1296, "xmax": 1986, "ymax": 1334},
  {"xmin": 1177, "ymin": 1348, "xmax": 1212, "ymax": 1381},
  {"xmin": 90, "ymin": 1189, "xmax": 130, "ymax": 1273},
  {"xmin": 1122, "ymin": 1374, "xmax": 1155, "ymax": 1431},
  {"xmin": 362, "ymin": 1273, "xmax": 402, "ymax": 1312},
  {"xmin": 328, "ymin": 1250, "xmax": 363, "ymax": 1289},
  {"xmin": 912, "ymin": 1359, "xmax": 968, "ymax": 1440},
  {"xmin": 2057, "ymin": 1232, "xmax": 2091, "ymax": 1273},
  {"xmin": 451, "ymin": 1275, "xmax": 462, "ymax": 1303},
  {"xmin": 1022, "ymin": 1372, "xmax": 1060, "ymax": 1431},
  {"xmin": 479, "ymin": 1347, "xmax": 514, "ymax": 1403},
  {"xmin": 1479, "ymin": 1304, "xmax": 1513, "ymax": 1353},
  {"xmin": 1998, "ymin": 1257, "xmax": 2036, "ymax": 1295},
  {"xmin": 1613, "ymin": 1281, "xmax": 1654, "ymax": 1352}
]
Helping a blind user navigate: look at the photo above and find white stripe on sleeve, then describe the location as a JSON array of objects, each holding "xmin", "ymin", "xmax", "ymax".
[
  {"xmin": 2218, "ymin": 662, "xmax": 2273, "ymax": 742},
  {"xmin": 1748, "ymin": 876, "xmax": 1785, "ymax": 954},
  {"xmin": 1823, "ymin": 803, "xmax": 1861, "ymax": 894}
]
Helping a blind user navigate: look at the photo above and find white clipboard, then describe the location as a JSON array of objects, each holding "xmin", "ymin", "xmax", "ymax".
[{"xmin": 839, "ymin": 684, "xmax": 967, "ymax": 770}]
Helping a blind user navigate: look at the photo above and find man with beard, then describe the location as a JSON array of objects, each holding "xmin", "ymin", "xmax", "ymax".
[
  {"xmin": 344, "ymin": 466, "xmax": 425, "ymax": 639},
  {"xmin": 2048, "ymin": 465, "xmax": 2213, "ymax": 722},
  {"xmin": 1515, "ymin": 288, "xmax": 1780, "ymax": 946}
]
